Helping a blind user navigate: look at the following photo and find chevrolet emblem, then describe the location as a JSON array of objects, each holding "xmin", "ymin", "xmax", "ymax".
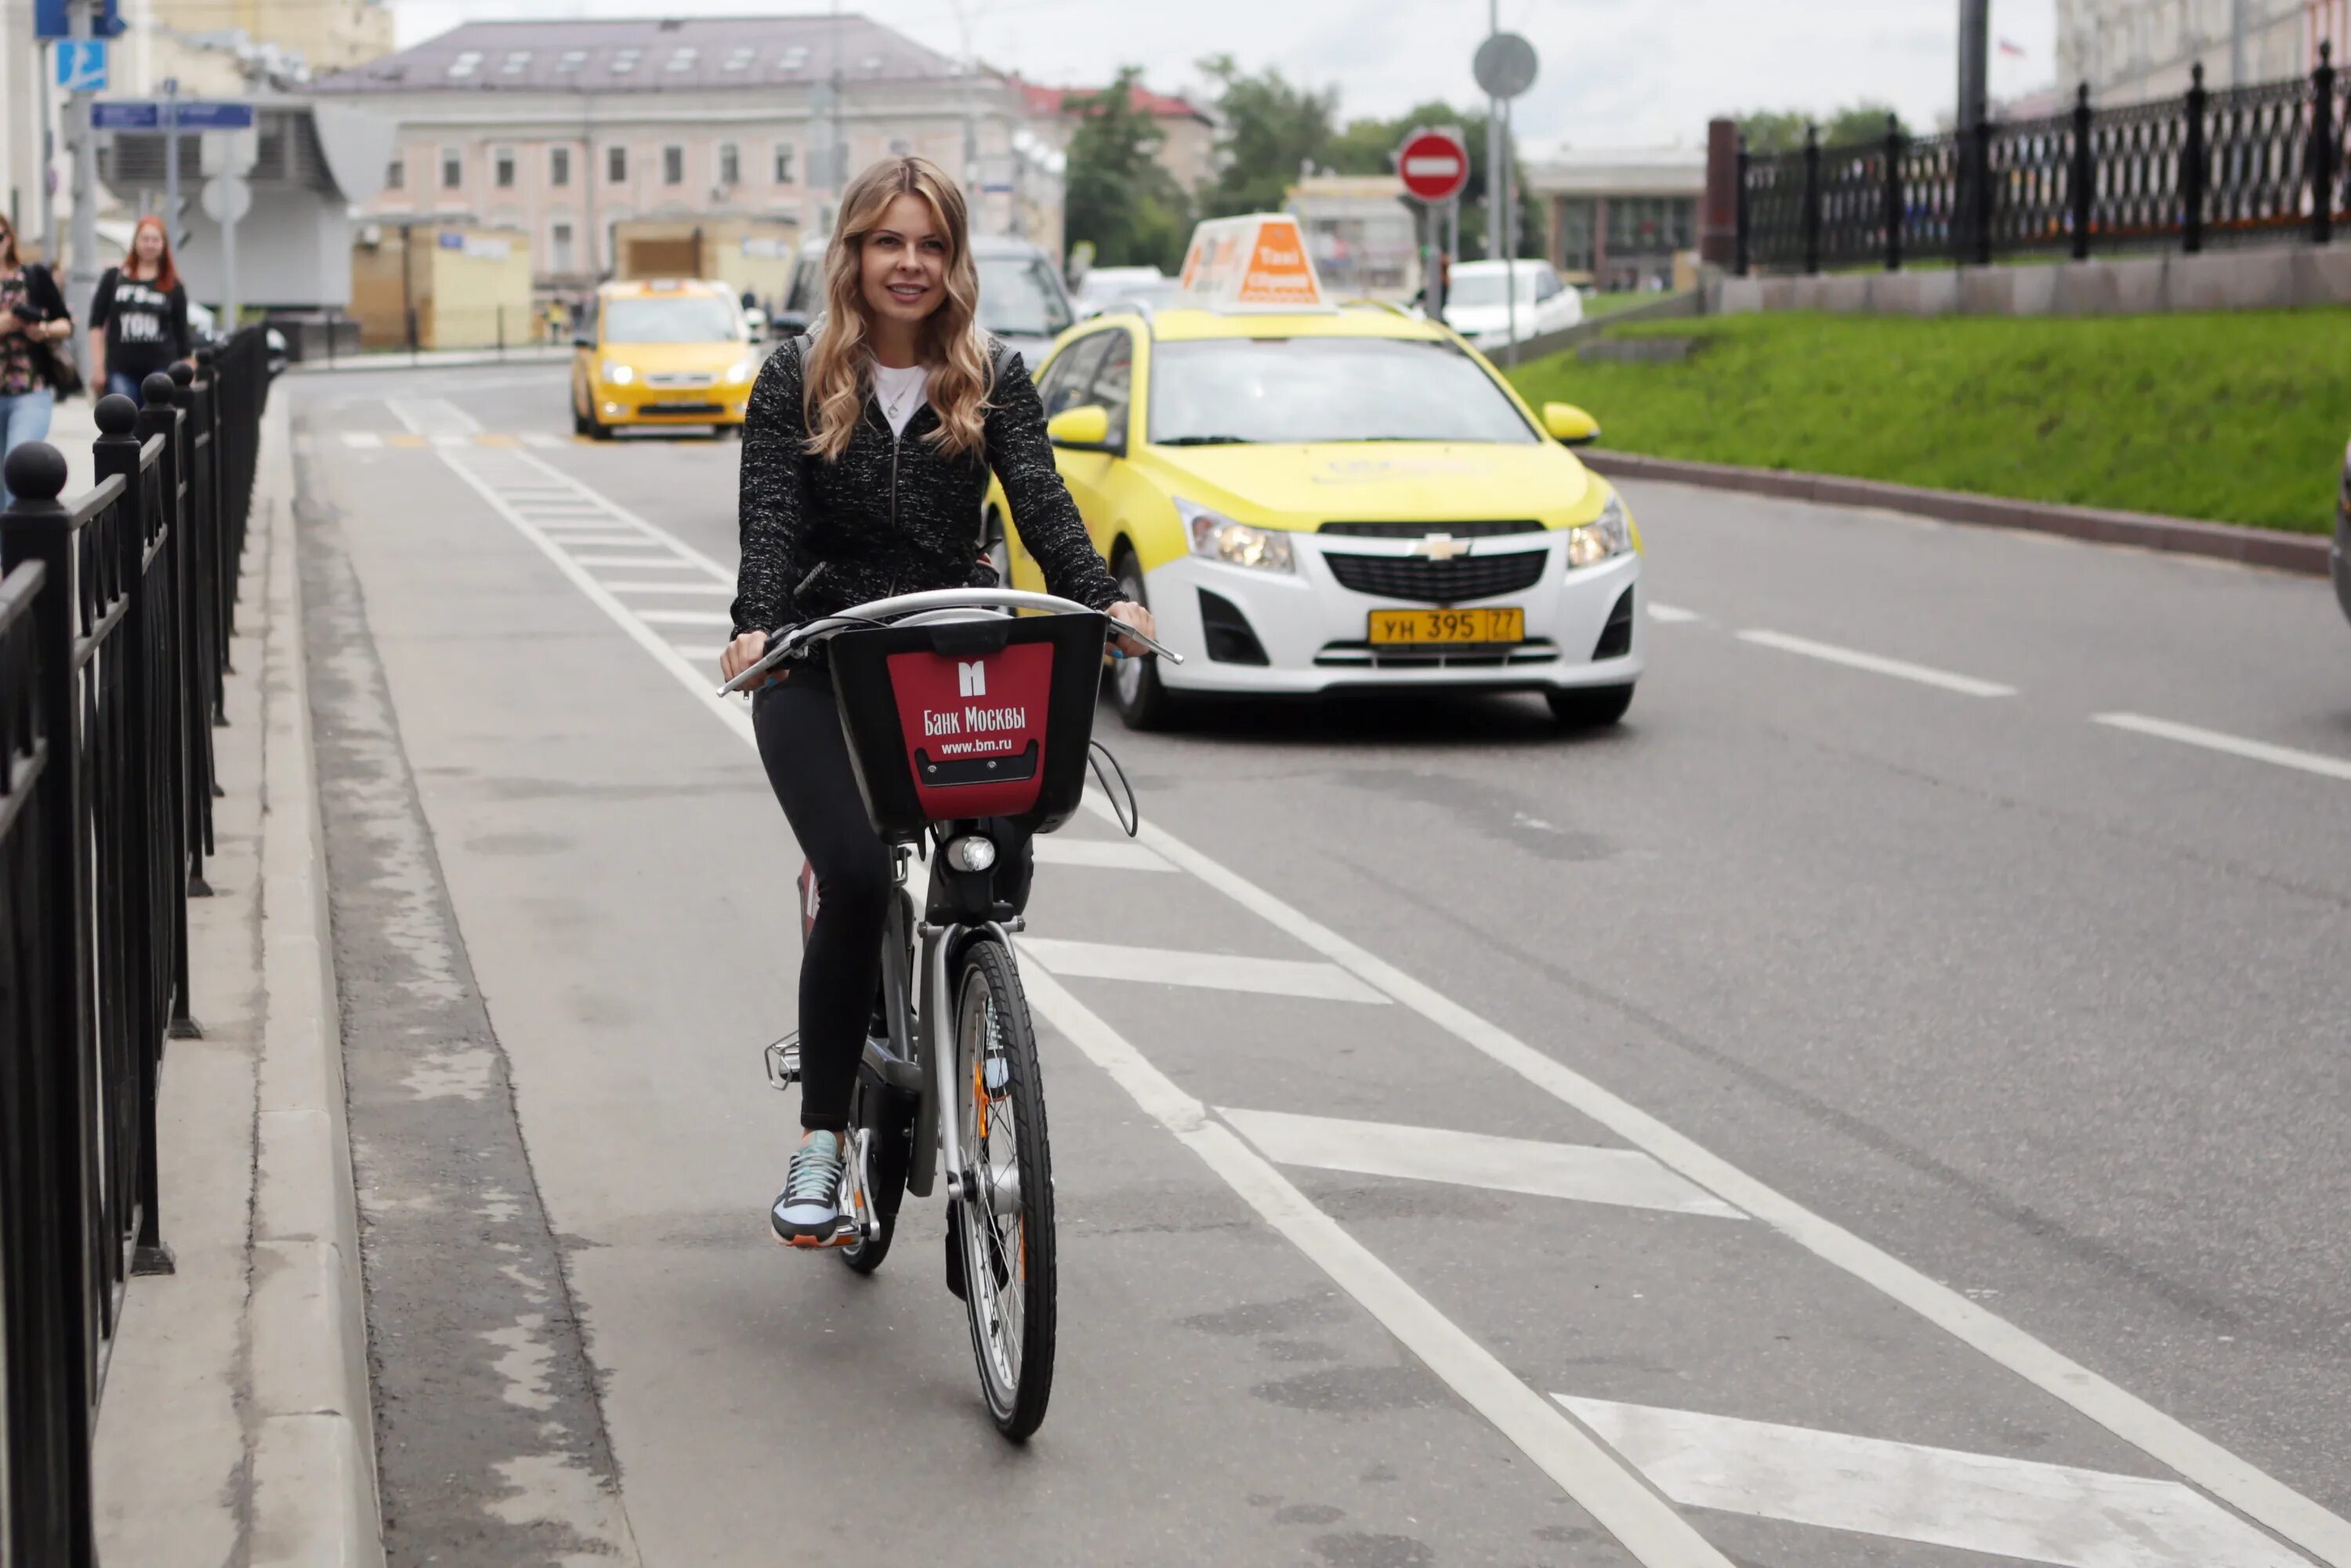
[{"xmin": 1409, "ymin": 534, "xmax": 1470, "ymax": 560}]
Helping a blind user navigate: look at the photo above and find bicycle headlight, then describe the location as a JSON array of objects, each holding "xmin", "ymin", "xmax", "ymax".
[
  {"xmin": 1178, "ymin": 498, "xmax": 1293, "ymax": 573},
  {"xmin": 944, "ymin": 835, "xmax": 997, "ymax": 873},
  {"xmin": 600, "ymin": 359, "xmax": 635, "ymax": 386},
  {"xmin": 1565, "ymin": 491, "xmax": 1632, "ymax": 570}
]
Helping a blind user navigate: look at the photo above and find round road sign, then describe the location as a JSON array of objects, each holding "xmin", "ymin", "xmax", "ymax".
[
  {"xmin": 1396, "ymin": 129, "xmax": 1469, "ymax": 205},
  {"xmin": 200, "ymin": 175, "xmax": 251, "ymax": 224},
  {"xmin": 1473, "ymin": 31, "xmax": 1539, "ymax": 100}
]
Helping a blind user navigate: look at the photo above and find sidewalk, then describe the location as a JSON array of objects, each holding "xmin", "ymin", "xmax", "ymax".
[{"xmin": 88, "ymin": 390, "xmax": 386, "ymax": 1566}]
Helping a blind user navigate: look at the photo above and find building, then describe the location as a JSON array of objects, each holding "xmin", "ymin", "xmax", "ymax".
[
  {"xmin": 1523, "ymin": 147, "xmax": 1704, "ymax": 292},
  {"xmin": 1284, "ymin": 175, "xmax": 1418, "ymax": 299},
  {"xmin": 2056, "ymin": 0, "xmax": 2351, "ymax": 101},
  {"xmin": 1012, "ymin": 78, "xmax": 1218, "ymax": 195},
  {"xmin": 306, "ymin": 14, "xmax": 1064, "ymax": 298}
]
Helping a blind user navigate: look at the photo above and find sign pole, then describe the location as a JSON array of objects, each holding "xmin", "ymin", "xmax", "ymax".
[
  {"xmin": 1502, "ymin": 95, "xmax": 1517, "ymax": 365},
  {"xmin": 163, "ymin": 78, "xmax": 179, "ymax": 252},
  {"xmin": 66, "ymin": 0, "xmax": 100, "ymax": 335}
]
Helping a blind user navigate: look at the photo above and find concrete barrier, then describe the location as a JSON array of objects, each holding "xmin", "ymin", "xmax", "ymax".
[{"xmin": 1707, "ymin": 244, "xmax": 2351, "ymax": 320}]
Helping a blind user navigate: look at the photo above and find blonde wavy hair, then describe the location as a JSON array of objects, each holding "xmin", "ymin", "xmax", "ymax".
[{"xmin": 802, "ymin": 156, "xmax": 994, "ymax": 462}]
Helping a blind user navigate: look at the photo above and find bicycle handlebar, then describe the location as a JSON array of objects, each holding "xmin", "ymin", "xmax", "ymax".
[{"xmin": 716, "ymin": 586, "xmax": 1183, "ymax": 694}]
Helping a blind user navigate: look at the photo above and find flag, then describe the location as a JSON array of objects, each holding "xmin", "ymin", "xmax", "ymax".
[{"xmin": 1998, "ymin": 38, "xmax": 2027, "ymax": 58}]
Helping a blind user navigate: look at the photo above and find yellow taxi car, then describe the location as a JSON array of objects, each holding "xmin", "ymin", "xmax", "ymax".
[
  {"xmin": 570, "ymin": 278, "xmax": 760, "ymax": 439},
  {"xmin": 991, "ymin": 214, "xmax": 1642, "ymax": 730}
]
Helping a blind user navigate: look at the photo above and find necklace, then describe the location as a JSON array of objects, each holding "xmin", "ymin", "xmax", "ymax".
[{"xmin": 874, "ymin": 361, "xmax": 925, "ymax": 425}]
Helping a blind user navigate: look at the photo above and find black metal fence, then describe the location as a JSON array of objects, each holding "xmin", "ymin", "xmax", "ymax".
[
  {"xmin": 0, "ymin": 331, "xmax": 268, "ymax": 1566},
  {"xmin": 1738, "ymin": 44, "xmax": 2347, "ymax": 273}
]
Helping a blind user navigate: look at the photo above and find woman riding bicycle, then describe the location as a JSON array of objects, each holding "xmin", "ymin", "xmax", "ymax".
[{"xmin": 722, "ymin": 154, "xmax": 1155, "ymax": 1246}]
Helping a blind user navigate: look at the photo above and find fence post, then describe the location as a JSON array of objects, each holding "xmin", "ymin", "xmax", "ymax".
[
  {"xmin": 1884, "ymin": 114, "xmax": 1907, "ymax": 271},
  {"xmin": 2071, "ymin": 83, "xmax": 2096, "ymax": 259},
  {"xmin": 1971, "ymin": 115, "xmax": 1996, "ymax": 265},
  {"xmin": 0, "ymin": 441, "xmax": 101, "ymax": 1568},
  {"xmin": 1802, "ymin": 123, "xmax": 1823, "ymax": 275},
  {"xmin": 2183, "ymin": 63, "xmax": 2208, "ymax": 255},
  {"xmin": 1734, "ymin": 136, "xmax": 1751, "ymax": 276},
  {"xmin": 2314, "ymin": 42, "xmax": 2338, "ymax": 245},
  {"xmin": 167, "ymin": 359, "xmax": 219, "ymax": 875},
  {"xmin": 140, "ymin": 371, "xmax": 204, "ymax": 1040}
]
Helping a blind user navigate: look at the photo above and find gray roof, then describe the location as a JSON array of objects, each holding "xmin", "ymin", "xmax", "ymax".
[{"xmin": 310, "ymin": 13, "xmax": 967, "ymax": 96}]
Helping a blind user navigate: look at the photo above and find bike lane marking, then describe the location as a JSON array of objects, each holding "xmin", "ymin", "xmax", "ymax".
[
  {"xmin": 1553, "ymin": 1396, "xmax": 2309, "ymax": 1568},
  {"xmin": 1081, "ymin": 791, "xmax": 2351, "ymax": 1567},
  {"xmin": 1735, "ymin": 629, "xmax": 2018, "ymax": 697},
  {"xmin": 2092, "ymin": 712, "xmax": 2351, "ymax": 785},
  {"xmin": 1017, "ymin": 937, "xmax": 1387, "ymax": 1003}
]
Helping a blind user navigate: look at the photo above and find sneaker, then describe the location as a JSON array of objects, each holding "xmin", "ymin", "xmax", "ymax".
[{"xmin": 771, "ymin": 1131, "xmax": 846, "ymax": 1247}]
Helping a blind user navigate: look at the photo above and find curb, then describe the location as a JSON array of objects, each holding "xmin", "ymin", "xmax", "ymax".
[
  {"xmin": 285, "ymin": 346, "xmax": 571, "ymax": 376},
  {"xmin": 248, "ymin": 390, "xmax": 386, "ymax": 1567},
  {"xmin": 1579, "ymin": 449, "xmax": 2335, "ymax": 578}
]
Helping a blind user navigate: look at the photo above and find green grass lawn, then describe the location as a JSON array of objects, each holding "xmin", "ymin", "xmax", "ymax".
[
  {"xmin": 1506, "ymin": 310, "xmax": 2351, "ymax": 534},
  {"xmin": 1580, "ymin": 290, "xmax": 1682, "ymax": 318}
]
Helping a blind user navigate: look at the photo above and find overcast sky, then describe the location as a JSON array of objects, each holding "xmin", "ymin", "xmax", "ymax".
[{"xmin": 392, "ymin": 0, "xmax": 2063, "ymax": 151}]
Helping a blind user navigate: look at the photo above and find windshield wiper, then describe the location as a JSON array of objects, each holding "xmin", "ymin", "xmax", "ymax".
[{"xmin": 1157, "ymin": 434, "xmax": 1255, "ymax": 446}]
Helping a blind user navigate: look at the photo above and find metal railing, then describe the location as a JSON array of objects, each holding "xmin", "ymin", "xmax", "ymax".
[
  {"xmin": 0, "ymin": 330, "xmax": 269, "ymax": 1566},
  {"xmin": 1737, "ymin": 44, "xmax": 2348, "ymax": 273}
]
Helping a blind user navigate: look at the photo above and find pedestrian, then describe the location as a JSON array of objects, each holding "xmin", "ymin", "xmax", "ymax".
[
  {"xmin": 88, "ymin": 215, "xmax": 191, "ymax": 407},
  {"xmin": 719, "ymin": 154, "xmax": 1155, "ymax": 1247},
  {"xmin": 0, "ymin": 212, "xmax": 78, "ymax": 507}
]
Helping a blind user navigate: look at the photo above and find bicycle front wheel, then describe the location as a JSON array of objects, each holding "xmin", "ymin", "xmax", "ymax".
[{"xmin": 952, "ymin": 936, "xmax": 1056, "ymax": 1439}]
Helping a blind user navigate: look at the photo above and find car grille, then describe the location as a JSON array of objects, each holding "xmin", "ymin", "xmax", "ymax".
[
  {"xmin": 640, "ymin": 401, "xmax": 726, "ymax": 416},
  {"xmin": 645, "ymin": 371, "xmax": 715, "ymax": 389},
  {"xmin": 1319, "ymin": 520, "xmax": 1543, "ymax": 539},
  {"xmin": 1320, "ymin": 549, "xmax": 1549, "ymax": 604},
  {"xmin": 1314, "ymin": 639, "xmax": 1560, "ymax": 668}
]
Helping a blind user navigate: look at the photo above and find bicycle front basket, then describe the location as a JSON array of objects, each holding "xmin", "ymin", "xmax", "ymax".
[{"xmin": 828, "ymin": 611, "xmax": 1108, "ymax": 838}]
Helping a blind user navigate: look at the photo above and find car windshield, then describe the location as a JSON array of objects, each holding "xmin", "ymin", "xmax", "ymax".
[
  {"xmin": 1148, "ymin": 336, "xmax": 1538, "ymax": 446},
  {"xmin": 976, "ymin": 255, "xmax": 1074, "ymax": 339},
  {"xmin": 1447, "ymin": 269, "xmax": 1546, "ymax": 308},
  {"xmin": 602, "ymin": 296, "xmax": 740, "ymax": 344}
]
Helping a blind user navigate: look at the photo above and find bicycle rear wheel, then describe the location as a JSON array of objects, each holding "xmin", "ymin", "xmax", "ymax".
[{"xmin": 951, "ymin": 936, "xmax": 1056, "ymax": 1439}]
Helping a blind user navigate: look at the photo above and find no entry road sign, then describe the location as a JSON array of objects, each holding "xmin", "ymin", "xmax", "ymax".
[{"xmin": 1396, "ymin": 129, "xmax": 1469, "ymax": 205}]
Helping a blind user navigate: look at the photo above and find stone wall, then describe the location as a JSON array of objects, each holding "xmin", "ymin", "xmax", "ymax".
[{"xmin": 1708, "ymin": 246, "xmax": 2351, "ymax": 318}]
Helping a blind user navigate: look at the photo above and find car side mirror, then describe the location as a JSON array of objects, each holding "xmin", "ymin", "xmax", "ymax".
[
  {"xmin": 1046, "ymin": 404, "xmax": 1116, "ymax": 451},
  {"xmin": 1543, "ymin": 401, "xmax": 1601, "ymax": 447}
]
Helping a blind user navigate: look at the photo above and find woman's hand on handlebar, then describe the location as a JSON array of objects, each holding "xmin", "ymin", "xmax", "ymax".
[
  {"xmin": 720, "ymin": 629, "xmax": 779, "ymax": 689},
  {"xmin": 1107, "ymin": 600, "xmax": 1156, "ymax": 659}
]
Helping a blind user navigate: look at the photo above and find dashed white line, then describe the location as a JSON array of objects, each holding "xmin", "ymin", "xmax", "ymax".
[
  {"xmin": 596, "ymin": 581, "xmax": 733, "ymax": 596},
  {"xmin": 1736, "ymin": 629, "xmax": 2017, "ymax": 697},
  {"xmin": 1646, "ymin": 602, "xmax": 1701, "ymax": 624},
  {"xmin": 342, "ymin": 431, "xmax": 383, "ymax": 450},
  {"xmin": 1223, "ymin": 1108, "xmax": 1746, "ymax": 1219},
  {"xmin": 2092, "ymin": 713, "xmax": 2351, "ymax": 784},
  {"xmin": 631, "ymin": 608, "xmax": 734, "ymax": 627},
  {"xmin": 1017, "ymin": 937, "xmax": 1388, "ymax": 1004},
  {"xmin": 567, "ymin": 555, "xmax": 701, "ymax": 569},
  {"xmin": 1557, "ymin": 1395, "xmax": 2309, "ymax": 1568}
]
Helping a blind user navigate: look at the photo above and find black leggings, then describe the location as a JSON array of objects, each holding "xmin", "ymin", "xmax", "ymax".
[{"xmin": 753, "ymin": 670, "xmax": 888, "ymax": 1133}]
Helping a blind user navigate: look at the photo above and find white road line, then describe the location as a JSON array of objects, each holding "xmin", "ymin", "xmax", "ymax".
[
  {"xmin": 1079, "ymin": 791, "xmax": 2350, "ymax": 1566},
  {"xmin": 520, "ymin": 432, "xmax": 566, "ymax": 448},
  {"xmin": 1646, "ymin": 603, "xmax": 1701, "ymax": 624},
  {"xmin": 567, "ymin": 555, "xmax": 701, "ymax": 569},
  {"xmin": 1736, "ymin": 629, "xmax": 2017, "ymax": 697},
  {"xmin": 1555, "ymin": 1396, "xmax": 2309, "ymax": 1568},
  {"xmin": 1029, "ymin": 837, "xmax": 1176, "ymax": 872},
  {"xmin": 1016, "ymin": 937, "xmax": 1389, "ymax": 1004},
  {"xmin": 1021, "ymin": 967, "xmax": 1736, "ymax": 1568},
  {"xmin": 384, "ymin": 397, "xmax": 483, "ymax": 436},
  {"xmin": 667, "ymin": 646, "xmax": 723, "ymax": 664},
  {"xmin": 1223, "ymin": 1108, "xmax": 1746, "ymax": 1219},
  {"xmin": 2092, "ymin": 713, "xmax": 2351, "ymax": 784},
  {"xmin": 522, "ymin": 534, "xmax": 660, "ymax": 550},
  {"xmin": 596, "ymin": 581, "xmax": 734, "ymax": 596},
  {"xmin": 429, "ymin": 433, "xmax": 473, "ymax": 448},
  {"xmin": 631, "ymin": 609, "xmax": 734, "ymax": 627},
  {"xmin": 342, "ymin": 431, "xmax": 383, "ymax": 450}
]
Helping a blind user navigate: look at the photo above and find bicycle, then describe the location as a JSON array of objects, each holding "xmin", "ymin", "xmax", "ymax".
[{"xmin": 724, "ymin": 588, "xmax": 1178, "ymax": 1439}]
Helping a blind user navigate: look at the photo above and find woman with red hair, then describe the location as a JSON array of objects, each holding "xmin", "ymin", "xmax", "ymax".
[{"xmin": 89, "ymin": 215, "xmax": 190, "ymax": 406}]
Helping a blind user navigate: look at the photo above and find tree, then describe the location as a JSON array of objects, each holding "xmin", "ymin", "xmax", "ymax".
[
  {"xmin": 1063, "ymin": 66, "xmax": 1195, "ymax": 272},
  {"xmin": 1197, "ymin": 55, "xmax": 1340, "ymax": 217},
  {"xmin": 1740, "ymin": 103, "xmax": 1910, "ymax": 155}
]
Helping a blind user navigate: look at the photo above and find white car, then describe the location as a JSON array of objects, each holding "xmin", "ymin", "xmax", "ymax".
[
  {"xmin": 1442, "ymin": 259, "xmax": 1584, "ymax": 350},
  {"xmin": 1073, "ymin": 265, "xmax": 1167, "ymax": 318}
]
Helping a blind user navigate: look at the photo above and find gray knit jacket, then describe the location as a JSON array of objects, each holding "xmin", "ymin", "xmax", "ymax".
[{"xmin": 730, "ymin": 337, "xmax": 1123, "ymax": 640}]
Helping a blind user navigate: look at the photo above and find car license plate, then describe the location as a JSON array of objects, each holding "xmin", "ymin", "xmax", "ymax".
[{"xmin": 1367, "ymin": 607, "xmax": 1525, "ymax": 645}]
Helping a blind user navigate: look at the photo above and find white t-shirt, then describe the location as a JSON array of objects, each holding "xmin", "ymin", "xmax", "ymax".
[{"xmin": 870, "ymin": 360, "xmax": 929, "ymax": 438}]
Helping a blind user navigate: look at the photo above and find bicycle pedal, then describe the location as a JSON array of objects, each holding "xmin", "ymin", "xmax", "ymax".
[{"xmin": 763, "ymin": 1037, "xmax": 801, "ymax": 1090}]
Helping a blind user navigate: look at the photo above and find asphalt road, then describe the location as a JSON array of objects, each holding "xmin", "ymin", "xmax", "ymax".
[{"xmin": 286, "ymin": 363, "xmax": 2351, "ymax": 1568}]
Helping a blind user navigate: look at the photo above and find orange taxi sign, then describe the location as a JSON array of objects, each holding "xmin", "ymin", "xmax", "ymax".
[{"xmin": 1176, "ymin": 214, "xmax": 1332, "ymax": 313}]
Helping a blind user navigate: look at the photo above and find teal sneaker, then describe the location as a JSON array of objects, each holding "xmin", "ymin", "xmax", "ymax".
[{"xmin": 771, "ymin": 1131, "xmax": 846, "ymax": 1247}]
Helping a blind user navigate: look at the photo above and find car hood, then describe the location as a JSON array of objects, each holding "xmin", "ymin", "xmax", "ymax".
[
  {"xmin": 595, "ymin": 340, "xmax": 754, "ymax": 372},
  {"xmin": 1143, "ymin": 440, "xmax": 1602, "ymax": 528}
]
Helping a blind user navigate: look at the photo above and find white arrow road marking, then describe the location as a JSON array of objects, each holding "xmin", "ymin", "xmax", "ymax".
[
  {"xmin": 1223, "ymin": 1108, "xmax": 1746, "ymax": 1218},
  {"xmin": 1737, "ymin": 629, "xmax": 2017, "ymax": 697},
  {"xmin": 1016, "ymin": 937, "xmax": 1387, "ymax": 1003},
  {"xmin": 2092, "ymin": 713, "xmax": 2351, "ymax": 784},
  {"xmin": 1556, "ymin": 1396, "xmax": 2310, "ymax": 1568},
  {"xmin": 1029, "ymin": 837, "xmax": 1176, "ymax": 872}
]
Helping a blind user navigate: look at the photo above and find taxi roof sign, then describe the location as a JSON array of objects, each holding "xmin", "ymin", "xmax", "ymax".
[{"xmin": 1176, "ymin": 214, "xmax": 1334, "ymax": 314}]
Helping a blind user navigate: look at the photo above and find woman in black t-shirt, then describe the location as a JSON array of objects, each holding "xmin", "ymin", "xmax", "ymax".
[{"xmin": 89, "ymin": 215, "xmax": 191, "ymax": 406}]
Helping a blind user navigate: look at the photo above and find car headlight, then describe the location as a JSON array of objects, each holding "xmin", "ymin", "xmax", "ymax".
[
  {"xmin": 1177, "ymin": 498, "xmax": 1293, "ymax": 572},
  {"xmin": 1565, "ymin": 491, "xmax": 1632, "ymax": 569},
  {"xmin": 723, "ymin": 359, "xmax": 755, "ymax": 385},
  {"xmin": 600, "ymin": 360, "xmax": 635, "ymax": 385}
]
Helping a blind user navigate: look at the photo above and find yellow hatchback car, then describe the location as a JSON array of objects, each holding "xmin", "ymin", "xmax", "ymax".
[
  {"xmin": 993, "ymin": 215, "xmax": 1642, "ymax": 730},
  {"xmin": 570, "ymin": 279, "xmax": 760, "ymax": 439}
]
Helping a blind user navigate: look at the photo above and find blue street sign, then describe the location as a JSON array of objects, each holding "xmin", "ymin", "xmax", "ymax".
[
  {"xmin": 92, "ymin": 100, "xmax": 159, "ymax": 130},
  {"xmin": 56, "ymin": 40, "xmax": 108, "ymax": 92},
  {"xmin": 173, "ymin": 101, "xmax": 254, "ymax": 129},
  {"xmin": 35, "ymin": 0, "xmax": 123, "ymax": 38}
]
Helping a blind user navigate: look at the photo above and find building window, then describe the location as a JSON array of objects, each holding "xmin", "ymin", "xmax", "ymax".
[
  {"xmin": 386, "ymin": 156, "xmax": 404, "ymax": 190},
  {"xmin": 494, "ymin": 147, "xmax": 516, "ymax": 188},
  {"xmin": 551, "ymin": 220, "xmax": 575, "ymax": 274},
  {"xmin": 550, "ymin": 146, "xmax": 571, "ymax": 187},
  {"xmin": 718, "ymin": 142, "xmax": 740, "ymax": 186},
  {"xmin": 663, "ymin": 145, "xmax": 684, "ymax": 186},
  {"xmin": 773, "ymin": 142, "xmax": 795, "ymax": 184},
  {"xmin": 440, "ymin": 146, "xmax": 462, "ymax": 189},
  {"xmin": 607, "ymin": 144, "xmax": 628, "ymax": 183}
]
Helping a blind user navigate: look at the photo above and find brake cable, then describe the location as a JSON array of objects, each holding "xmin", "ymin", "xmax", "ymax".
[{"xmin": 1087, "ymin": 741, "xmax": 1140, "ymax": 838}]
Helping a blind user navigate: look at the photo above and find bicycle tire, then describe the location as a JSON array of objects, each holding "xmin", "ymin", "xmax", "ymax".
[
  {"xmin": 951, "ymin": 936, "xmax": 1057, "ymax": 1439},
  {"xmin": 838, "ymin": 1072, "xmax": 909, "ymax": 1273}
]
